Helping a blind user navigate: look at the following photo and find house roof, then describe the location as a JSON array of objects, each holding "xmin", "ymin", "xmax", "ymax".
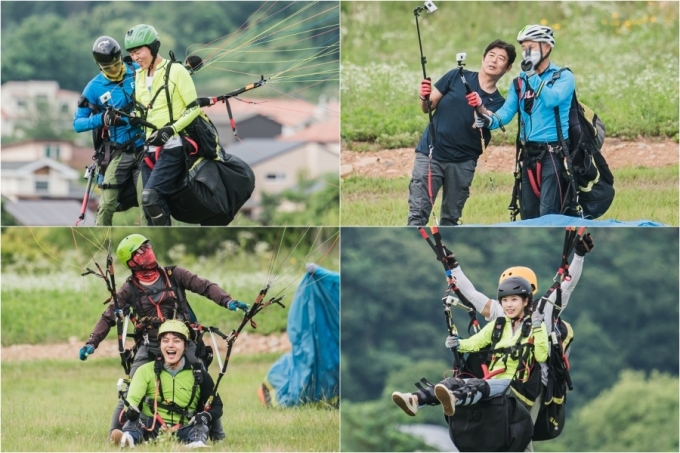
[
  {"xmin": 281, "ymin": 117, "xmax": 339, "ymax": 143},
  {"xmin": 3, "ymin": 199, "xmax": 95, "ymax": 226},
  {"xmin": 202, "ymin": 98, "xmax": 338, "ymax": 128},
  {"xmin": 1, "ymin": 158, "xmax": 79, "ymax": 179},
  {"xmin": 224, "ymin": 139, "xmax": 305, "ymax": 166}
]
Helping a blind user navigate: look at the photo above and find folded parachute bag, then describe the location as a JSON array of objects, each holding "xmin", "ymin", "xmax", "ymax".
[
  {"xmin": 448, "ymin": 394, "xmax": 533, "ymax": 452},
  {"xmin": 167, "ymin": 151, "xmax": 255, "ymax": 226},
  {"xmin": 258, "ymin": 264, "xmax": 339, "ymax": 407}
]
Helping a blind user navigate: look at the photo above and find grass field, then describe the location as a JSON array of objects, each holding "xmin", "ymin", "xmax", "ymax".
[
  {"xmin": 341, "ymin": 165, "xmax": 679, "ymax": 226},
  {"xmin": 341, "ymin": 1, "xmax": 679, "ymax": 147},
  {"xmin": 1, "ymin": 354, "xmax": 339, "ymax": 451}
]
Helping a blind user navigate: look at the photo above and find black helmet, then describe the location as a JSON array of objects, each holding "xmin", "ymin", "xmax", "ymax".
[
  {"xmin": 93, "ymin": 36, "xmax": 122, "ymax": 65},
  {"xmin": 497, "ymin": 276, "xmax": 533, "ymax": 301}
]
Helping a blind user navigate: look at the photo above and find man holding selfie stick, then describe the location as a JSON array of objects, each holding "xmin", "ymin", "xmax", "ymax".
[
  {"xmin": 471, "ymin": 25, "xmax": 574, "ymax": 219},
  {"xmin": 74, "ymin": 36, "xmax": 145, "ymax": 226},
  {"xmin": 407, "ymin": 27, "xmax": 516, "ymax": 226}
]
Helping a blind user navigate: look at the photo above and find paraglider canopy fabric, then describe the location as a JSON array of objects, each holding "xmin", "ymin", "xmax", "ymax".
[{"xmin": 263, "ymin": 264, "xmax": 339, "ymax": 407}]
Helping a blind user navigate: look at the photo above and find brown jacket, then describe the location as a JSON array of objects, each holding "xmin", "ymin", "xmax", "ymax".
[{"xmin": 86, "ymin": 266, "xmax": 233, "ymax": 348}]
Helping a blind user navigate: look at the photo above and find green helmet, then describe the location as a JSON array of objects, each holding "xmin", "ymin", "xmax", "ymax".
[
  {"xmin": 124, "ymin": 24, "xmax": 160, "ymax": 53},
  {"xmin": 158, "ymin": 319, "xmax": 190, "ymax": 341},
  {"xmin": 116, "ymin": 234, "xmax": 150, "ymax": 267}
]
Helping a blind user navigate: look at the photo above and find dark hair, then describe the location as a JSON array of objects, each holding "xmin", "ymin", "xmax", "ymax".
[{"xmin": 483, "ymin": 39, "xmax": 517, "ymax": 66}]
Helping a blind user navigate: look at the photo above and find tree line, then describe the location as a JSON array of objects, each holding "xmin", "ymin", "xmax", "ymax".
[{"xmin": 340, "ymin": 227, "xmax": 679, "ymax": 451}]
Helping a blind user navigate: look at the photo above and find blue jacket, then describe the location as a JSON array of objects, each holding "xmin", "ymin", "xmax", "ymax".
[
  {"xmin": 73, "ymin": 64, "xmax": 145, "ymax": 147},
  {"xmin": 489, "ymin": 61, "xmax": 575, "ymax": 143}
]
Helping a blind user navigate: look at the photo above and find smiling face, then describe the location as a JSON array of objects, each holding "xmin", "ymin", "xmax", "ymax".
[
  {"xmin": 160, "ymin": 332, "xmax": 186, "ymax": 368},
  {"xmin": 500, "ymin": 294, "xmax": 529, "ymax": 320},
  {"xmin": 129, "ymin": 46, "xmax": 153, "ymax": 69}
]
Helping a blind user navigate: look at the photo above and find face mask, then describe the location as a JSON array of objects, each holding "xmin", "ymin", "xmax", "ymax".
[
  {"xmin": 520, "ymin": 48, "xmax": 542, "ymax": 72},
  {"xmin": 131, "ymin": 246, "xmax": 157, "ymax": 269}
]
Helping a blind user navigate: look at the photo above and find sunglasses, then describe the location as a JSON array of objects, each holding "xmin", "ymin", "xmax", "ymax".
[
  {"xmin": 134, "ymin": 243, "xmax": 153, "ymax": 255},
  {"xmin": 98, "ymin": 59, "xmax": 122, "ymax": 72}
]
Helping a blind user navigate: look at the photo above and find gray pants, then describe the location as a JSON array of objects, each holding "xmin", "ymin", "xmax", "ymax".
[
  {"xmin": 407, "ymin": 153, "xmax": 476, "ymax": 226},
  {"xmin": 110, "ymin": 342, "xmax": 225, "ymax": 440}
]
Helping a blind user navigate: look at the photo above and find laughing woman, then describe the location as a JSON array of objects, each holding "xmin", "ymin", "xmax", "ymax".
[{"xmin": 110, "ymin": 320, "xmax": 223, "ymax": 448}]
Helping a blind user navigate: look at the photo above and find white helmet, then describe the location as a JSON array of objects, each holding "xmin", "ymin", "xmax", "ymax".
[{"xmin": 517, "ymin": 24, "xmax": 555, "ymax": 47}]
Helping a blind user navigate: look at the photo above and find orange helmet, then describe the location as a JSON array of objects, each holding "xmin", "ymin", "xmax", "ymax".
[{"xmin": 499, "ymin": 266, "xmax": 538, "ymax": 295}]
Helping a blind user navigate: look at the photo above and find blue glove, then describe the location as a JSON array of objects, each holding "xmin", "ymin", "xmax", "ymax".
[
  {"xmin": 228, "ymin": 300, "xmax": 250, "ymax": 314},
  {"xmin": 79, "ymin": 344, "xmax": 94, "ymax": 361},
  {"xmin": 445, "ymin": 334, "xmax": 460, "ymax": 350}
]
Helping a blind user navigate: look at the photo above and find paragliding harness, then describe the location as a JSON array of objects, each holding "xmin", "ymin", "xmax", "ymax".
[
  {"xmin": 416, "ymin": 226, "xmax": 532, "ymax": 451},
  {"xmin": 124, "ymin": 265, "xmax": 218, "ymax": 370},
  {"xmin": 139, "ymin": 52, "xmax": 255, "ymax": 225},
  {"xmin": 508, "ymin": 69, "xmax": 614, "ymax": 220},
  {"xmin": 76, "ymin": 72, "xmax": 143, "ymax": 225},
  {"xmin": 529, "ymin": 227, "xmax": 582, "ymax": 440}
]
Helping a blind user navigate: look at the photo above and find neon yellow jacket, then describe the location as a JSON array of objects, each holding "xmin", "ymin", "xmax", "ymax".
[
  {"xmin": 133, "ymin": 58, "xmax": 204, "ymax": 136},
  {"xmin": 459, "ymin": 316, "xmax": 549, "ymax": 381},
  {"xmin": 126, "ymin": 357, "xmax": 223, "ymax": 425}
]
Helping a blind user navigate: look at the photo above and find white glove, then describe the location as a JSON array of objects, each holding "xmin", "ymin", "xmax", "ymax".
[
  {"xmin": 475, "ymin": 113, "xmax": 492, "ymax": 129},
  {"xmin": 445, "ymin": 335, "xmax": 460, "ymax": 350}
]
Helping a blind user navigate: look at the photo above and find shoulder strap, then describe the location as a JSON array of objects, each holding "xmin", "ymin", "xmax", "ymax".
[{"xmin": 547, "ymin": 67, "xmax": 571, "ymax": 88}]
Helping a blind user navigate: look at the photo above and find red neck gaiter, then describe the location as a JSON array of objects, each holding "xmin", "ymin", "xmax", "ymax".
[{"xmin": 129, "ymin": 248, "xmax": 160, "ymax": 283}]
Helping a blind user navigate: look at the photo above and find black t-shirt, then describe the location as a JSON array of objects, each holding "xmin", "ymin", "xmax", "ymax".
[{"xmin": 416, "ymin": 69, "xmax": 505, "ymax": 163}]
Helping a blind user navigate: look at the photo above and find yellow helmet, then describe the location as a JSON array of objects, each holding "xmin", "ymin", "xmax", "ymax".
[
  {"xmin": 157, "ymin": 319, "xmax": 190, "ymax": 341},
  {"xmin": 499, "ymin": 266, "xmax": 538, "ymax": 295}
]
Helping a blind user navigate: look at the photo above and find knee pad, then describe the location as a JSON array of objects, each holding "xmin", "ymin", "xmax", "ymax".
[{"xmin": 142, "ymin": 189, "xmax": 170, "ymax": 226}]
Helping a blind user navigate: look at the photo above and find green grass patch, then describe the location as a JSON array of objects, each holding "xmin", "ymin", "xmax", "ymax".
[
  {"xmin": 341, "ymin": 165, "xmax": 678, "ymax": 226},
  {"xmin": 1, "ymin": 355, "xmax": 338, "ymax": 451},
  {"xmin": 341, "ymin": 1, "xmax": 679, "ymax": 145}
]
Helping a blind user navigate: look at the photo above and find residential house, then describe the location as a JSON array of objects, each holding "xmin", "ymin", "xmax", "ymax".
[
  {"xmin": 1, "ymin": 158, "xmax": 94, "ymax": 226},
  {"xmin": 1, "ymin": 80, "xmax": 80, "ymax": 138}
]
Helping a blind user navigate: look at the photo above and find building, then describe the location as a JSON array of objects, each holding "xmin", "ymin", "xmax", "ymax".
[
  {"xmin": 1, "ymin": 80, "xmax": 80, "ymax": 138},
  {"xmin": 1, "ymin": 158, "xmax": 94, "ymax": 226}
]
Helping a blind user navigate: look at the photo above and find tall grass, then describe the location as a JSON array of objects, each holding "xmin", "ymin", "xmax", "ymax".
[
  {"xmin": 340, "ymin": 165, "xmax": 679, "ymax": 226},
  {"xmin": 1, "ymin": 355, "xmax": 339, "ymax": 451},
  {"xmin": 1, "ymin": 243, "xmax": 339, "ymax": 346},
  {"xmin": 341, "ymin": 1, "xmax": 679, "ymax": 146}
]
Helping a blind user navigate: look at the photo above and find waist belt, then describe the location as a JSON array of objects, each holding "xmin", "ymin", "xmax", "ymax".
[{"xmin": 524, "ymin": 141, "xmax": 568, "ymax": 154}]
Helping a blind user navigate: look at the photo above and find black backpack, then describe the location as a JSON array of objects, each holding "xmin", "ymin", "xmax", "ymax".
[
  {"xmin": 532, "ymin": 317, "xmax": 574, "ymax": 441},
  {"xmin": 513, "ymin": 69, "xmax": 615, "ymax": 219}
]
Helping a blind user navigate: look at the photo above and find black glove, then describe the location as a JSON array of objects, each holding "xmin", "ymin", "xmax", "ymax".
[
  {"xmin": 102, "ymin": 109, "xmax": 125, "ymax": 127},
  {"xmin": 146, "ymin": 126, "xmax": 174, "ymax": 146},
  {"xmin": 126, "ymin": 405, "xmax": 141, "ymax": 422},
  {"xmin": 575, "ymin": 233, "xmax": 594, "ymax": 256},
  {"xmin": 194, "ymin": 411, "xmax": 212, "ymax": 425},
  {"xmin": 127, "ymin": 115, "xmax": 142, "ymax": 127},
  {"xmin": 185, "ymin": 55, "xmax": 204, "ymax": 71},
  {"xmin": 443, "ymin": 246, "xmax": 459, "ymax": 269}
]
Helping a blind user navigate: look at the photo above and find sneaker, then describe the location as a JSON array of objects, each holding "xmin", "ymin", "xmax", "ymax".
[
  {"xmin": 186, "ymin": 441, "xmax": 209, "ymax": 448},
  {"xmin": 110, "ymin": 429, "xmax": 123, "ymax": 445},
  {"xmin": 434, "ymin": 384, "xmax": 456, "ymax": 416},
  {"xmin": 119, "ymin": 432, "xmax": 136, "ymax": 448},
  {"xmin": 391, "ymin": 392, "xmax": 419, "ymax": 416}
]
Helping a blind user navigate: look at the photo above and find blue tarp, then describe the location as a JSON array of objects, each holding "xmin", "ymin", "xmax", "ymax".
[
  {"xmin": 261, "ymin": 264, "xmax": 339, "ymax": 407},
  {"xmin": 482, "ymin": 214, "xmax": 666, "ymax": 227}
]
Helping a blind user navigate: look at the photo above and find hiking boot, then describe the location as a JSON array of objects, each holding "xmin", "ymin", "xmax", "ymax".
[
  {"xmin": 392, "ymin": 392, "xmax": 419, "ymax": 416},
  {"xmin": 434, "ymin": 384, "xmax": 457, "ymax": 416}
]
